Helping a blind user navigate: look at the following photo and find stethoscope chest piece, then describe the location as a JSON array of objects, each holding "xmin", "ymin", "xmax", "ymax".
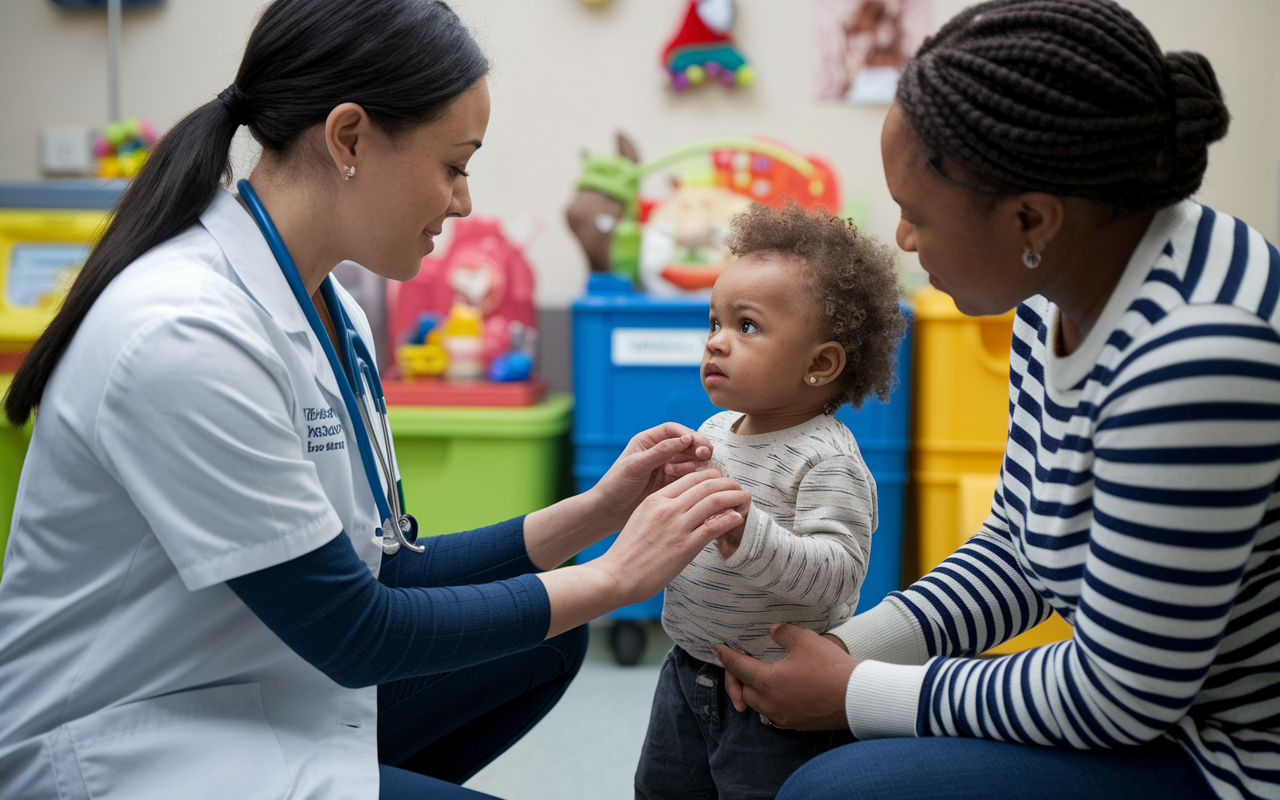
[
  {"xmin": 380, "ymin": 514, "xmax": 421, "ymax": 556},
  {"xmin": 236, "ymin": 178, "xmax": 426, "ymax": 560}
]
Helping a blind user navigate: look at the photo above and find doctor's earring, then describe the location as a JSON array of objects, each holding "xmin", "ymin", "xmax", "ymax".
[
  {"xmin": 1022, "ymin": 248, "xmax": 1042, "ymax": 269},
  {"xmin": 343, "ymin": 165, "xmax": 356, "ymax": 181}
]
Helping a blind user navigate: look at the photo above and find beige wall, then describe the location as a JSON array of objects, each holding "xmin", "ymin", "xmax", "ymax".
[{"xmin": 1, "ymin": 0, "xmax": 1277, "ymax": 307}]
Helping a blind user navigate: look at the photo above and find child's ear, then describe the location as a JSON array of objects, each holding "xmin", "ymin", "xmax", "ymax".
[{"xmin": 805, "ymin": 341, "xmax": 846, "ymax": 386}]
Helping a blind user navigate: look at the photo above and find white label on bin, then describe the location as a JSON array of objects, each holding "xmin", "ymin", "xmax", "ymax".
[{"xmin": 611, "ymin": 328, "xmax": 707, "ymax": 366}]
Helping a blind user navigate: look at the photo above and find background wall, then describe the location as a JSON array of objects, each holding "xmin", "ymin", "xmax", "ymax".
[{"xmin": 2, "ymin": 0, "xmax": 1279, "ymax": 309}]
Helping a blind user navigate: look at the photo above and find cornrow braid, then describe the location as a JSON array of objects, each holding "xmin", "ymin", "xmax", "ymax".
[{"xmin": 896, "ymin": 0, "xmax": 1229, "ymax": 213}]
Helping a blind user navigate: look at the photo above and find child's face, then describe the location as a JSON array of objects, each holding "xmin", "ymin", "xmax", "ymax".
[{"xmin": 702, "ymin": 251, "xmax": 831, "ymax": 417}]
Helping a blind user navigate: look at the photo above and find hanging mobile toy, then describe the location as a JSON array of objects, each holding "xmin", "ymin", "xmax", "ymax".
[{"xmin": 662, "ymin": 0, "xmax": 754, "ymax": 91}]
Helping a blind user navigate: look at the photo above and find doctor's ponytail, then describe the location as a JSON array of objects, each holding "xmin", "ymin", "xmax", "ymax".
[{"xmin": 5, "ymin": 0, "xmax": 487, "ymax": 426}]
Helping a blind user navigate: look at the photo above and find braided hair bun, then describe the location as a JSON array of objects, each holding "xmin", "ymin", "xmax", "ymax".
[{"xmin": 896, "ymin": 0, "xmax": 1230, "ymax": 213}]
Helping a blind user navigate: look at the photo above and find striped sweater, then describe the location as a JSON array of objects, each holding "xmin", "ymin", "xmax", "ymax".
[
  {"xmin": 833, "ymin": 200, "xmax": 1280, "ymax": 800},
  {"xmin": 663, "ymin": 411, "xmax": 877, "ymax": 663}
]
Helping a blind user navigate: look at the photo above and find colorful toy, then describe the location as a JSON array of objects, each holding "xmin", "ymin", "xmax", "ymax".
[
  {"xmin": 567, "ymin": 136, "xmax": 840, "ymax": 292},
  {"xmin": 396, "ymin": 311, "xmax": 447, "ymax": 378},
  {"xmin": 94, "ymin": 118, "xmax": 157, "ymax": 178},
  {"xmin": 441, "ymin": 303, "xmax": 485, "ymax": 381},
  {"xmin": 565, "ymin": 134, "xmax": 640, "ymax": 275},
  {"xmin": 662, "ymin": 0, "xmax": 754, "ymax": 90},
  {"xmin": 388, "ymin": 216, "xmax": 537, "ymax": 382}
]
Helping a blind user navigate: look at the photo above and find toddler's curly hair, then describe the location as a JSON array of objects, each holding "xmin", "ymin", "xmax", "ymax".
[{"xmin": 722, "ymin": 202, "xmax": 905, "ymax": 411}]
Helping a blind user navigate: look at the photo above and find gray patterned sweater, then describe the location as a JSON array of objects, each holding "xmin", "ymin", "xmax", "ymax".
[{"xmin": 662, "ymin": 411, "xmax": 877, "ymax": 663}]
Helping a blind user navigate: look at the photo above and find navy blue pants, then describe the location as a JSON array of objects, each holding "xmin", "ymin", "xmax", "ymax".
[
  {"xmin": 377, "ymin": 625, "xmax": 589, "ymax": 799},
  {"xmin": 636, "ymin": 646, "xmax": 854, "ymax": 800},
  {"xmin": 776, "ymin": 736, "xmax": 1217, "ymax": 800}
]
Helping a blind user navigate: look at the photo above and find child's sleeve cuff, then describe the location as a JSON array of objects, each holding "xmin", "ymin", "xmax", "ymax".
[{"xmin": 845, "ymin": 660, "xmax": 927, "ymax": 739}]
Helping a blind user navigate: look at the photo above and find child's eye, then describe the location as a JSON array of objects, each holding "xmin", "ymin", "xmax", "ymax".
[
  {"xmin": 738, "ymin": 320, "xmax": 758, "ymax": 334},
  {"xmin": 709, "ymin": 319, "xmax": 721, "ymax": 334}
]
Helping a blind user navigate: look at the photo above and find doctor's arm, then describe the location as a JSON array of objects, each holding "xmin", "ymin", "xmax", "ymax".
[
  {"xmin": 379, "ymin": 423, "xmax": 716, "ymax": 590},
  {"xmin": 229, "ymin": 469, "xmax": 746, "ymax": 686}
]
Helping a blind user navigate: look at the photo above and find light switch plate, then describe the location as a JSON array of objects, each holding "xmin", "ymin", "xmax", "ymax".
[{"xmin": 40, "ymin": 128, "xmax": 95, "ymax": 175}]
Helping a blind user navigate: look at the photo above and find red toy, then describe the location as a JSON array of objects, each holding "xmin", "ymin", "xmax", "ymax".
[
  {"xmin": 662, "ymin": 0, "xmax": 754, "ymax": 90},
  {"xmin": 388, "ymin": 216, "xmax": 537, "ymax": 377}
]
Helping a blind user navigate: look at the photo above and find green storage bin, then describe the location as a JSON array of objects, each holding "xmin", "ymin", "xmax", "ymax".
[
  {"xmin": 0, "ymin": 376, "xmax": 34, "ymax": 581},
  {"xmin": 387, "ymin": 393, "xmax": 574, "ymax": 537}
]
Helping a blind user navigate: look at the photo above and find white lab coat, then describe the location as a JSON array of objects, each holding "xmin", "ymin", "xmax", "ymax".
[{"xmin": 0, "ymin": 189, "xmax": 389, "ymax": 799}]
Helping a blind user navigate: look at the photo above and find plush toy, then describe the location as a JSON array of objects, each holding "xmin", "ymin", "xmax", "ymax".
[
  {"xmin": 94, "ymin": 118, "xmax": 157, "ymax": 178},
  {"xmin": 662, "ymin": 0, "xmax": 754, "ymax": 90},
  {"xmin": 641, "ymin": 185, "xmax": 752, "ymax": 292},
  {"xmin": 389, "ymin": 216, "xmax": 537, "ymax": 381},
  {"xmin": 565, "ymin": 134, "xmax": 641, "ymax": 275},
  {"xmin": 567, "ymin": 136, "xmax": 840, "ymax": 291}
]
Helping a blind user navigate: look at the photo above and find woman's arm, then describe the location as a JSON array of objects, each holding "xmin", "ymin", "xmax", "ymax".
[
  {"xmin": 712, "ymin": 523, "xmax": 1045, "ymax": 734},
  {"xmin": 914, "ymin": 309, "xmax": 1280, "ymax": 749}
]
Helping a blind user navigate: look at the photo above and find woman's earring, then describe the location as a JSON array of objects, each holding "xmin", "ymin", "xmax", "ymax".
[
  {"xmin": 1022, "ymin": 249, "xmax": 1041, "ymax": 269},
  {"xmin": 809, "ymin": 376, "xmax": 818, "ymax": 384},
  {"xmin": 344, "ymin": 165, "xmax": 356, "ymax": 181}
]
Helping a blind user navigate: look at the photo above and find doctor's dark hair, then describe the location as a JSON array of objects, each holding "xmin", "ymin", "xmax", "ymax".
[
  {"xmin": 4, "ymin": 0, "xmax": 488, "ymax": 426},
  {"xmin": 895, "ymin": 0, "xmax": 1229, "ymax": 214}
]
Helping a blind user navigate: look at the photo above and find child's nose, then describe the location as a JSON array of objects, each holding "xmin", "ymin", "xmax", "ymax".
[{"xmin": 706, "ymin": 329, "xmax": 728, "ymax": 352}]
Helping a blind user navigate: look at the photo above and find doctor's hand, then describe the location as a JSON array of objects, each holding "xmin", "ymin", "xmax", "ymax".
[
  {"xmin": 538, "ymin": 469, "xmax": 749, "ymax": 637},
  {"xmin": 588, "ymin": 422, "xmax": 715, "ymax": 533},
  {"xmin": 597, "ymin": 468, "xmax": 749, "ymax": 606},
  {"xmin": 714, "ymin": 624, "xmax": 858, "ymax": 731}
]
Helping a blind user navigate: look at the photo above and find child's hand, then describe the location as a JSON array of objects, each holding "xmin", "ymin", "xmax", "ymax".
[
  {"xmin": 714, "ymin": 517, "xmax": 746, "ymax": 559},
  {"xmin": 697, "ymin": 459, "xmax": 749, "ymax": 559}
]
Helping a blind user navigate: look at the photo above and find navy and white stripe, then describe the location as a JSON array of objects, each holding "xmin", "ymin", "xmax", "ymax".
[{"xmin": 892, "ymin": 201, "xmax": 1280, "ymax": 800}]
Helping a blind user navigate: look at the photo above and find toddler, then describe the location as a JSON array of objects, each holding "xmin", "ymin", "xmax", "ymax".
[{"xmin": 635, "ymin": 202, "xmax": 905, "ymax": 800}]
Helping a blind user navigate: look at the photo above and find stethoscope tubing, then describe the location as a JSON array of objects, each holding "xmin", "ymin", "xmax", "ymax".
[{"xmin": 236, "ymin": 179, "xmax": 421, "ymax": 554}]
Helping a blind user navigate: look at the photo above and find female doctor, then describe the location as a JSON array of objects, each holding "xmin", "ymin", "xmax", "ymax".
[{"xmin": 0, "ymin": 1, "xmax": 750, "ymax": 798}]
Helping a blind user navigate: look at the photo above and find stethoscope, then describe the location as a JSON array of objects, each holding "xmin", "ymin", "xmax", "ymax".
[{"xmin": 237, "ymin": 179, "xmax": 421, "ymax": 556}]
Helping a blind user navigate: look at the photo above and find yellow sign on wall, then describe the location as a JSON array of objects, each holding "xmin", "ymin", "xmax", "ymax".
[{"xmin": 0, "ymin": 209, "xmax": 110, "ymax": 352}]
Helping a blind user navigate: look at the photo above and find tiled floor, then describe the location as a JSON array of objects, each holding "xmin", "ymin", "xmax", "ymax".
[{"xmin": 464, "ymin": 619, "xmax": 673, "ymax": 800}]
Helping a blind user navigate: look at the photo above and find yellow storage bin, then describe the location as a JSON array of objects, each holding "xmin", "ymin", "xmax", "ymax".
[
  {"xmin": 910, "ymin": 287, "xmax": 1015, "ymax": 577},
  {"xmin": 911, "ymin": 287, "xmax": 1014, "ymax": 451}
]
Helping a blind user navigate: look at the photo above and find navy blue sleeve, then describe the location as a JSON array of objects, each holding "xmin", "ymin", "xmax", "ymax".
[
  {"xmin": 378, "ymin": 515, "xmax": 538, "ymax": 589},
  {"xmin": 226, "ymin": 530, "xmax": 552, "ymax": 689}
]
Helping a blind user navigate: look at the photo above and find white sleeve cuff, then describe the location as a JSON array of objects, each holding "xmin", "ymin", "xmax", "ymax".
[
  {"xmin": 829, "ymin": 598, "xmax": 929, "ymax": 665},
  {"xmin": 845, "ymin": 660, "xmax": 927, "ymax": 739}
]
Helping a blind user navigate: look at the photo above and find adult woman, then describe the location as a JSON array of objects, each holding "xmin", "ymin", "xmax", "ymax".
[
  {"xmin": 715, "ymin": 1, "xmax": 1279, "ymax": 798},
  {"xmin": 0, "ymin": 1, "xmax": 748, "ymax": 798}
]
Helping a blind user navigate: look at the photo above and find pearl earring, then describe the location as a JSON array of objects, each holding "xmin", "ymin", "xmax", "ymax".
[
  {"xmin": 809, "ymin": 376, "xmax": 817, "ymax": 384},
  {"xmin": 1022, "ymin": 249, "xmax": 1041, "ymax": 269},
  {"xmin": 343, "ymin": 165, "xmax": 356, "ymax": 181}
]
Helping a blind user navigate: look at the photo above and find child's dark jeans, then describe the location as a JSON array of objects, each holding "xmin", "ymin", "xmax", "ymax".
[{"xmin": 635, "ymin": 645, "xmax": 854, "ymax": 800}]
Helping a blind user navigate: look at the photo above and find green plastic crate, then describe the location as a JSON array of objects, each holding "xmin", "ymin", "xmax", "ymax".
[{"xmin": 387, "ymin": 392, "xmax": 574, "ymax": 537}]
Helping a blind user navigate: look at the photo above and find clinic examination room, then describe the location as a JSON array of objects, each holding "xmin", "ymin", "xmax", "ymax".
[{"xmin": 1, "ymin": 0, "xmax": 1279, "ymax": 798}]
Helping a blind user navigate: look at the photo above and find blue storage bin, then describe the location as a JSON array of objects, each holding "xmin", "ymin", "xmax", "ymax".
[{"xmin": 571, "ymin": 273, "xmax": 913, "ymax": 624}]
